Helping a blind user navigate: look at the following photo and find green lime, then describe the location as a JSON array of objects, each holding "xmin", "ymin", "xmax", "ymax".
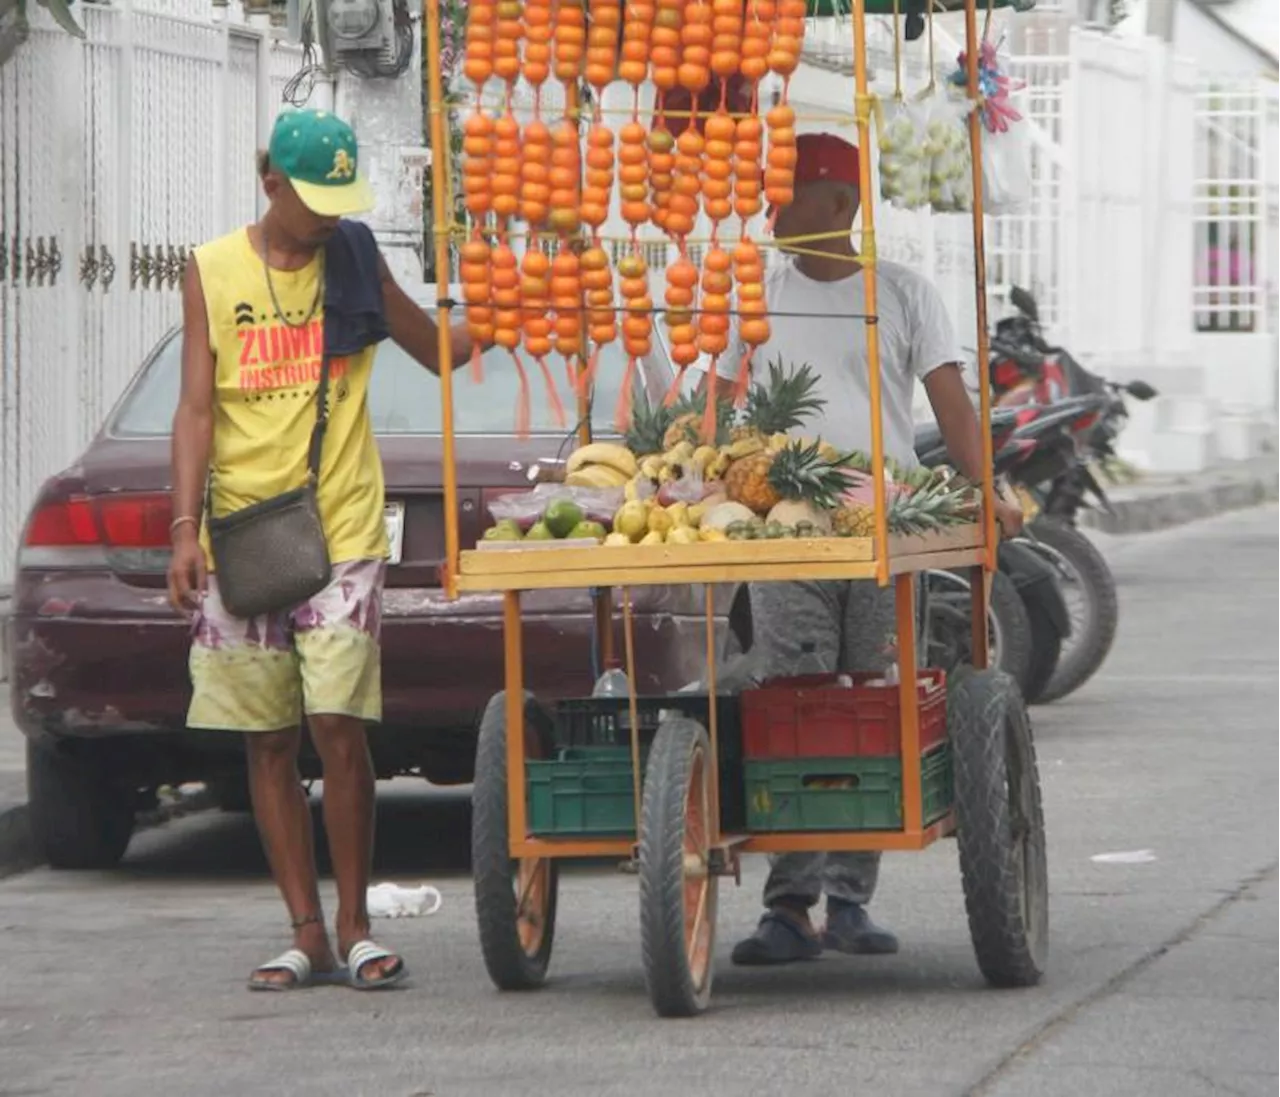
[{"xmin": 544, "ymin": 498, "xmax": 585, "ymax": 538}]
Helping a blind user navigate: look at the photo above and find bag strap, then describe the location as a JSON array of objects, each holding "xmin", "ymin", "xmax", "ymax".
[{"xmin": 306, "ymin": 353, "xmax": 332, "ymax": 484}]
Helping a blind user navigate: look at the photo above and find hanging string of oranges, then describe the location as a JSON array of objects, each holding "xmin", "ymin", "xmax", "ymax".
[{"xmin": 456, "ymin": 0, "xmax": 811, "ymax": 436}]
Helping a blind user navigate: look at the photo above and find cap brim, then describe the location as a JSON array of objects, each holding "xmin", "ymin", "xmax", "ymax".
[{"xmin": 291, "ymin": 173, "xmax": 375, "ymax": 217}]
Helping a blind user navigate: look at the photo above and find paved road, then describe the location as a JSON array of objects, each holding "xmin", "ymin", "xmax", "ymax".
[{"xmin": 1, "ymin": 508, "xmax": 1276, "ymax": 1097}]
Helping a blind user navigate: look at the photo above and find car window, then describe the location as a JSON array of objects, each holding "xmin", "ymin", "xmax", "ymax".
[{"xmin": 111, "ymin": 330, "xmax": 672, "ymax": 438}]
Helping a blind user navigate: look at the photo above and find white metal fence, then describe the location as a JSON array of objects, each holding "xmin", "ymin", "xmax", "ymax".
[{"xmin": 0, "ymin": 0, "xmax": 329, "ymax": 586}]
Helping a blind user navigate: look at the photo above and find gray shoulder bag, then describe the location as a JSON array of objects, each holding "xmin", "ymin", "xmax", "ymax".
[{"xmin": 205, "ymin": 239, "xmax": 332, "ymax": 619}]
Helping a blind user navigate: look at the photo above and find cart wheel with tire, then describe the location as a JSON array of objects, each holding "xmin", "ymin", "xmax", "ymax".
[
  {"xmin": 471, "ymin": 692, "xmax": 560, "ymax": 990},
  {"xmin": 949, "ymin": 668, "xmax": 1049, "ymax": 986}
]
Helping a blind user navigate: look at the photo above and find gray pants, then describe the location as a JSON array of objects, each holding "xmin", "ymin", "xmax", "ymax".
[{"xmin": 749, "ymin": 578, "xmax": 914, "ymax": 909}]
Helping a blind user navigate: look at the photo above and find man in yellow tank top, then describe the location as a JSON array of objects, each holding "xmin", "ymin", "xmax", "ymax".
[{"xmin": 167, "ymin": 108, "xmax": 478, "ymax": 991}]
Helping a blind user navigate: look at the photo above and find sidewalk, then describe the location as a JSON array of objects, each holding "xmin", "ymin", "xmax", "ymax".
[{"xmin": 1078, "ymin": 455, "xmax": 1278, "ymax": 535}]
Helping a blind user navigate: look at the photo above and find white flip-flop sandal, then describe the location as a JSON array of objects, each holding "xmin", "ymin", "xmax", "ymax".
[
  {"xmin": 344, "ymin": 939, "xmax": 407, "ymax": 990},
  {"xmin": 248, "ymin": 948, "xmax": 316, "ymax": 992}
]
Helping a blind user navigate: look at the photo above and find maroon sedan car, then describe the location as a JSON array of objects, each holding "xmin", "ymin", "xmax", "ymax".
[{"xmin": 7, "ymin": 293, "xmax": 740, "ymax": 868}]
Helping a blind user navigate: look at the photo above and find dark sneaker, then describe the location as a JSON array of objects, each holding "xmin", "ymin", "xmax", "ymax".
[
  {"xmin": 730, "ymin": 908, "xmax": 824, "ymax": 966},
  {"xmin": 821, "ymin": 901, "xmax": 900, "ymax": 955}
]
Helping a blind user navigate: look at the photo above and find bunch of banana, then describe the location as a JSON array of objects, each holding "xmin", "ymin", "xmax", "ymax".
[{"xmin": 564, "ymin": 443, "xmax": 638, "ymax": 488}]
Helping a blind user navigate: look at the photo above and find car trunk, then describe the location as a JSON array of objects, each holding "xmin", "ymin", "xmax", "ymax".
[{"xmin": 75, "ymin": 432, "xmax": 580, "ymax": 590}]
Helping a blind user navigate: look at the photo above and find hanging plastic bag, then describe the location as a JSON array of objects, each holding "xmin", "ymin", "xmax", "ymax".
[
  {"xmin": 948, "ymin": 37, "xmax": 1031, "ymax": 215},
  {"xmin": 978, "ymin": 89, "xmax": 1032, "ymax": 214},
  {"xmin": 876, "ymin": 96, "xmax": 930, "ymax": 211},
  {"xmin": 923, "ymin": 88, "xmax": 974, "ymax": 214}
]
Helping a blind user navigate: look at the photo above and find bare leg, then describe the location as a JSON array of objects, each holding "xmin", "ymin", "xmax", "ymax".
[
  {"xmin": 308, "ymin": 713, "xmax": 401, "ymax": 982},
  {"xmin": 245, "ymin": 727, "xmax": 335, "ymax": 984}
]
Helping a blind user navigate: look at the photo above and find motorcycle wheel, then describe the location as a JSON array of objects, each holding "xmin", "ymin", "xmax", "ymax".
[
  {"xmin": 924, "ymin": 570, "xmax": 1033, "ymax": 695},
  {"xmin": 1028, "ymin": 518, "xmax": 1118, "ymax": 703},
  {"xmin": 1021, "ymin": 599, "xmax": 1064, "ymax": 706}
]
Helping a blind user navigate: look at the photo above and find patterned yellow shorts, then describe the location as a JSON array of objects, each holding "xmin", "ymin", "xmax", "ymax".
[{"xmin": 187, "ymin": 559, "xmax": 385, "ymax": 733}]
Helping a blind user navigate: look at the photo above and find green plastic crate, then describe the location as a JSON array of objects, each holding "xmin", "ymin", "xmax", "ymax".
[
  {"xmin": 744, "ymin": 745, "xmax": 953, "ymax": 832},
  {"xmin": 526, "ymin": 747, "xmax": 644, "ymax": 836}
]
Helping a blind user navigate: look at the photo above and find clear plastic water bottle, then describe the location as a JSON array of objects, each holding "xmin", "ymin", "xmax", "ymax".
[
  {"xmin": 592, "ymin": 659, "xmax": 630, "ymax": 697},
  {"xmin": 592, "ymin": 660, "xmax": 630, "ymax": 744}
]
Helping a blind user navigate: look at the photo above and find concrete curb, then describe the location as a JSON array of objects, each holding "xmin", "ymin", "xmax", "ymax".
[{"xmin": 1079, "ymin": 462, "xmax": 1278, "ymax": 535}]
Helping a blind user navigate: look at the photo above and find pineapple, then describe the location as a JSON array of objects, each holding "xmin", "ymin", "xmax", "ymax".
[
  {"xmin": 661, "ymin": 388, "xmax": 735, "ymax": 449},
  {"xmin": 833, "ymin": 480, "xmax": 970, "ymax": 538},
  {"xmin": 725, "ymin": 440, "xmax": 849, "ymax": 516},
  {"xmin": 833, "ymin": 501, "xmax": 877, "ymax": 538},
  {"xmin": 730, "ymin": 358, "xmax": 826, "ymax": 446},
  {"xmin": 624, "ymin": 396, "xmax": 675, "ymax": 457}
]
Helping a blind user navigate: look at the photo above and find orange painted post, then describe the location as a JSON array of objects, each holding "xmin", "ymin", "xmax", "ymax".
[
  {"xmin": 704, "ymin": 584, "xmax": 721, "ymax": 842},
  {"xmin": 964, "ymin": 0, "xmax": 998, "ymax": 576},
  {"xmin": 895, "ymin": 574, "xmax": 923, "ymax": 834},
  {"xmin": 503, "ymin": 592, "xmax": 529, "ymax": 849},
  {"xmin": 426, "ymin": 0, "xmax": 460, "ymax": 599},
  {"xmin": 965, "ymin": 0, "xmax": 997, "ymax": 670},
  {"xmin": 852, "ymin": 0, "xmax": 889, "ymax": 584},
  {"xmin": 622, "ymin": 589, "xmax": 643, "ymax": 836}
]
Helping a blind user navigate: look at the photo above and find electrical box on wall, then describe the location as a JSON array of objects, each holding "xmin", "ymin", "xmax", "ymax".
[
  {"xmin": 320, "ymin": 0, "xmax": 397, "ymax": 60},
  {"xmin": 285, "ymin": 0, "xmax": 413, "ymax": 78}
]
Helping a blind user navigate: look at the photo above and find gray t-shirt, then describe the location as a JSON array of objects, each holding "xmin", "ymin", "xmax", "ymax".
[{"xmin": 697, "ymin": 257, "xmax": 961, "ymax": 468}]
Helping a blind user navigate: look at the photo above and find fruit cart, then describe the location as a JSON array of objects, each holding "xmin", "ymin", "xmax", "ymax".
[{"xmin": 424, "ymin": 0, "xmax": 1048, "ymax": 1016}]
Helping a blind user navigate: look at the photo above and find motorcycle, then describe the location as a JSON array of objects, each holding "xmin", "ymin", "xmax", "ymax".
[
  {"xmin": 992, "ymin": 286, "xmax": 1159, "ymax": 525},
  {"xmin": 916, "ymin": 402, "xmax": 1095, "ymax": 703},
  {"xmin": 987, "ymin": 287, "xmax": 1158, "ymax": 702}
]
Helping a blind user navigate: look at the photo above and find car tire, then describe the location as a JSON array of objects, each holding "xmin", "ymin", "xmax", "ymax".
[
  {"xmin": 208, "ymin": 771, "xmax": 253, "ymax": 813},
  {"xmin": 26, "ymin": 740, "xmax": 138, "ymax": 869}
]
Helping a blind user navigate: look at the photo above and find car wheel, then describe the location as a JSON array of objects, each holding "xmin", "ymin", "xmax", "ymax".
[
  {"xmin": 26, "ymin": 740, "xmax": 138, "ymax": 869},
  {"xmin": 208, "ymin": 771, "xmax": 253, "ymax": 813}
]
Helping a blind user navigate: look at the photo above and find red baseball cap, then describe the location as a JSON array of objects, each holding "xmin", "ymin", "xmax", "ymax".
[{"xmin": 794, "ymin": 133, "xmax": 861, "ymax": 187}]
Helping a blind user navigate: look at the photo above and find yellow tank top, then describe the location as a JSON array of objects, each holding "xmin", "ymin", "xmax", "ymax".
[{"xmin": 193, "ymin": 228, "xmax": 388, "ymax": 567}]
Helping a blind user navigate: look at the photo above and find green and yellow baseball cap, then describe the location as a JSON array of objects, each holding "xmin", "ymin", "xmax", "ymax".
[{"xmin": 267, "ymin": 108, "xmax": 375, "ymax": 217}]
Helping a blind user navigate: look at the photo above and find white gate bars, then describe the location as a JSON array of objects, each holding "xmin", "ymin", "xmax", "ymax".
[
  {"xmin": 0, "ymin": 0, "xmax": 330, "ymax": 588},
  {"xmin": 1193, "ymin": 79, "xmax": 1278, "ymax": 336}
]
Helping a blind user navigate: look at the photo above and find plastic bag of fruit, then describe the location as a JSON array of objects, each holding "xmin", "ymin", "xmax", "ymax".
[
  {"xmin": 923, "ymin": 89, "xmax": 974, "ymax": 213},
  {"xmin": 485, "ymin": 483, "xmax": 624, "ymax": 532},
  {"xmin": 876, "ymin": 96, "xmax": 929, "ymax": 211}
]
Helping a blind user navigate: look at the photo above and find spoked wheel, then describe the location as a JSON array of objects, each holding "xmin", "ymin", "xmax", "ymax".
[
  {"xmin": 924, "ymin": 569, "xmax": 1033, "ymax": 692},
  {"xmin": 949, "ymin": 669, "xmax": 1048, "ymax": 987},
  {"xmin": 472, "ymin": 691, "xmax": 559, "ymax": 991},
  {"xmin": 638, "ymin": 716, "xmax": 719, "ymax": 1018}
]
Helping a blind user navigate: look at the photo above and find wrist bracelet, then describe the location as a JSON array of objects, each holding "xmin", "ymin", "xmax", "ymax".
[{"xmin": 170, "ymin": 515, "xmax": 198, "ymax": 537}]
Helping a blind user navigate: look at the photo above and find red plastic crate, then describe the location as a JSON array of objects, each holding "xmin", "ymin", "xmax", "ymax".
[{"xmin": 740, "ymin": 670, "xmax": 948, "ymax": 759}]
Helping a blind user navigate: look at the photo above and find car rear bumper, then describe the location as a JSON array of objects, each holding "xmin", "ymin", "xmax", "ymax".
[{"xmin": 8, "ymin": 582, "xmax": 712, "ymax": 745}]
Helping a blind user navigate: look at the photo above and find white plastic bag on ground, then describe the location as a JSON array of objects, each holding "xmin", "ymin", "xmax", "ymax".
[{"xmin": 367, "ymin": 882, "xmax": 444, "ymax": 918}]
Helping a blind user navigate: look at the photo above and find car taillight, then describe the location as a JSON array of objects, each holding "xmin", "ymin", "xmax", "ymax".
[
  {"xmin": 24, "ymin": 496, "xmax": 99, "ymax": 547},
  {"xmin": 97, "ymin": 493, "xmax": 174, "ymax": 548},
  {"xmin": 21, "ymin": 492, "xmax": 173, "ymax": 570}
]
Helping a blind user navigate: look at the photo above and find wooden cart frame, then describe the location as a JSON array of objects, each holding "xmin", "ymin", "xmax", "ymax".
[{"xmin": 423, "ymin": 0, "xmax": 1048, "ymax": 1016}]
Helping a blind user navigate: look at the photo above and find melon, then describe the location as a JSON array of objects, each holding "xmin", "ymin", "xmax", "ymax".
[
  {"xmin": 700, "ymin": 501, "xmax": 756, "ymax": 531},
  {"xmin": 767, "ymin": 500, "xmax": 833, "ymax": 535}
]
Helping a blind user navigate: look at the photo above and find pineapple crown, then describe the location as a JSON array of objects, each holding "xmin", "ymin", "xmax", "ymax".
[
  {"xmin": 624, "ymin": 395, "xmax": 676, "ymax": 455},
  {"xmin": 670, "ymin": 388, "xmax": 735, "ymax": 445},
  {"xmin": 740, "ymin": 357, "xmax": 826, "ymax": 435},
  {"xmin": 766, "ymin": 440, "xmax": 852, "ymax": 510}
]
